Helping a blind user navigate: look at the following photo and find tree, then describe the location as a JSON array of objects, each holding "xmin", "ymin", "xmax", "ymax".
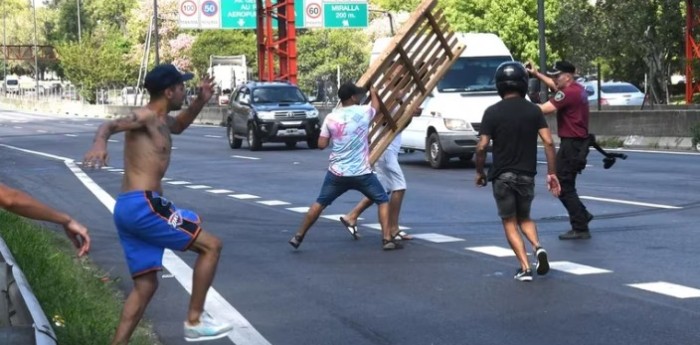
[
  {"xmin": 440, "ymin": 0, "xmax": 561, "ymax": 62},
  {"xmin": 57, "ymin": 29, "xmax": 132, "ymax": 102},
  {"xmin": 189, "ymin": 30, "xmax": 258, "ymax": 76},
  {"xmin": 296, "ymin": 29, "xmax": 370, "ymax": 95}
]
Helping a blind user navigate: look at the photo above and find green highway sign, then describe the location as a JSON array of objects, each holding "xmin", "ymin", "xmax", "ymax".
[
  {"xmin": 179, "ymin": 0, "xmax": 367, "ymax": 29},
  {"xmin": 323, "ymin": 2, "xmax": 368, "ymax": 28},
  {"xmin": 221, "ymin": 0, "xmax": 257, "ymax": 29}
]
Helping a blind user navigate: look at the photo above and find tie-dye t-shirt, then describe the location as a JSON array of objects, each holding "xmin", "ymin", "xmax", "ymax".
[{"xmin": 320, "ymin": 105, "xmax": 376, "ymax": 176}]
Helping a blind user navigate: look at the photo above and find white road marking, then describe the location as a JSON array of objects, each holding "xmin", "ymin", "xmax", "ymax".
[
  {"xmin": 64, "ymin": 134, "xmax": 78, "ymax": 137},
  {"xmin": 172, "ymin": 147, "xmax": 178, "ymax": 150},
  {"xmin": 186, "ymin": 185, "xmax": 212, "ymax": 190},
  {"xmin": 106, "ymin": 168, "xmax": 124, "ymax": 172},
  {"xmin": 410, "ymin": 233, "xmax": 464, "ymax": 243},
  {"xmin": 466, "ymin": 246, "xmax": 515, "ymax": 257},
  {"xmin": 205, "ymin": 134, "xmax": 223, "ymax": 138},
  {"xmin": 228, "ymin": 194, "xmax": 260, "ymax": 200},
  {"xmin": 0, "ymin": 144, "xmax": 272, "ymax": 345},
  {"xmin": 232, "ymin": 155, "xmax": 260, "ymax": 160},
  {"xmin": 579, "ymin": 196, "xmax": 682, "ymax": 209},
  {"xmin": 363, "ymin": 223, "xmax": 410, "ymax": 231},
  {"xmin": 537, "ymin": 161, "xmax": 591, "ymax": 168},
  {"xmin": 13, "ymin": 126, "xmax": 23, "ymax": 129},
  {"xmin": 549, "ymin": 261, "xmax": 612, "ymax": 275},
  {"xmin": 286, "ymin": 207, "xmax": 310, "ymax": 213},
  {"xmin": 257, "ymin": 200, "xmax": 291, "ymax": 206},
  {"xmin": 161, "ymin": 177, "xmax": 172, "ymax": 181},
  {"xmin": 167, "ymin": 181, "xmax": 191, "ymax": 185},
  {"xmin": 108, "ymin": 139, "xmax": 119, "ymax": 143},
  {"xmin": 320, "ymin": 214, "xmax": 364, "ymax": 221},
  {"xmin": 37, "ymin": 129, "xmax": 47, "ymax": 133},
  {"xmin": 627, "ymin": 281, "xmax": 700, "ymax": 299},
  {"xmin": 207, "ymin": 189, "xmax": 234, "ymax": 194}
]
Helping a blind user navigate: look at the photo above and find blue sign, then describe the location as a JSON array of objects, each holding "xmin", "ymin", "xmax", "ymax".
[{"xmin": 202, "ymin": 0, "xmax": 219, "ymax": 17}]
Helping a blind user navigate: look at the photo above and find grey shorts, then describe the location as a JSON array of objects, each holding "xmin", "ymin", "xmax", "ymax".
[
  {"xmin": 375, "ymin": 150, "xmax": 406, "ymax": 192},
  {"xmin": 492, "ymin": 172, "xmax": 535, "ymax": 219}
]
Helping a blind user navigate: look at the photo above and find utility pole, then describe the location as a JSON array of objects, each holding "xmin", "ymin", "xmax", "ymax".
[
  {"xmin": 32, "ymin": 0, "xmax": 39, "ymax": 100},
  {"xmin": 77, "ymin": 0, "xmax": 81, "ymax": 42},
  {"xmin": 153, "ymin": 0, "xmax": 159, "ymax": 65},
  {"xmin": 3, "ymin": 0, "xmax": 7, "ymax": 92},
  {"xmin": 537, "ymin": 0, "xmax": 547, "ymax": 103}
]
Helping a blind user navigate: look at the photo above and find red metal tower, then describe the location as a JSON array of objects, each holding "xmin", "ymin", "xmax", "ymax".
[
  {"xmin": 686, "ymin": 0, "xmax": 700, "ymax": 103},
  {"xmin": 256, "ymin": 0, "xmax": 298, "ymax": 84}
]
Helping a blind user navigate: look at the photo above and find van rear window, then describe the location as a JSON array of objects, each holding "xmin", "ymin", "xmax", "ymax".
[{"xmin": 6, "ymin": 80, "xmax": 18, "ymax": 86}]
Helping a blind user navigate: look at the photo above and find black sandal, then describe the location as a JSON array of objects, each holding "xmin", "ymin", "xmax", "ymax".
[
  {"xmin": 289, "ymin": 235, "xmax": 304, "ymax": 249},
  {"xmin": 382, "ymin": 239, "xmax": 403, "ymax": 250},
  {"xmin": 339, "ymin": 217, "xmax": 359, "ymax": 240}
]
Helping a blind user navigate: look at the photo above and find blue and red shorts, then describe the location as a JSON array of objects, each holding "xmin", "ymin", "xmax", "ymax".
[{"xmin": 113, "ymin": 191, "xmax": 202, "ymax": 278}]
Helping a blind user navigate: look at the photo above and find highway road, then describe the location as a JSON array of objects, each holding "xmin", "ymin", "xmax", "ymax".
[{"xmin": 1, "ymin": 108, "xmax": 700, "ymax": 345}]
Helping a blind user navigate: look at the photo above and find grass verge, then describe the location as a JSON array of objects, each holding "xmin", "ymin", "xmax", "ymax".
[{"xmin": 0, "ymin": 211, "xmax": 161, "ymax": 345}]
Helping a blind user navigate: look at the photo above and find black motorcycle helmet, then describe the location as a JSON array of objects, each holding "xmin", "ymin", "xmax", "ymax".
[{"xmin": 495, "ymin": 61, "xmax": 529, "ymax": 98}]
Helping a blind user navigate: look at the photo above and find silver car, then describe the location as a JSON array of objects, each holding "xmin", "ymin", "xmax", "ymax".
[{"xmin": 583, "ymin": 81, "xmax": 645, "ymax": 106}]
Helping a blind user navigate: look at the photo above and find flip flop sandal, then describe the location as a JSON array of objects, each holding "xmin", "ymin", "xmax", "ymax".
[
  {"xmin": 339, "ymin": 217, "xmax": 359, "ymax": 240},
  {"xmin": 392, "ymin": 230, "xmax": 413, "ymax": 241}
]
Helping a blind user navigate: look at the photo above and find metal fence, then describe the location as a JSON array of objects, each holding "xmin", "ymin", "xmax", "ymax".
[{"xmin": 1, "ymin": 86, "xmax": 151, "ymax": 106}]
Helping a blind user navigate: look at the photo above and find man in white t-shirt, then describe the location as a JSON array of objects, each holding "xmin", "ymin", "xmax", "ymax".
[
  {"xmin": 288, "ymin": 82, "xmax": 403, "ymax": 251},
  {"xmin": 340, "ymin": 94, "xmax": 412, "ymax": 242}
]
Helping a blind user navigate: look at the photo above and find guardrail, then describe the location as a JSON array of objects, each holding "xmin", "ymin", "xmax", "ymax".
[{"xmin": 0, "ymin": 236, "xmax": 57, "ymax": 345}]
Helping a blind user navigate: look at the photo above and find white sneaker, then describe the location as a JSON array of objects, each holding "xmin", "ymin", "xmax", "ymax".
[{"xmin": 184, "ymin": 314, "xmax": 233, "ymax": 342}]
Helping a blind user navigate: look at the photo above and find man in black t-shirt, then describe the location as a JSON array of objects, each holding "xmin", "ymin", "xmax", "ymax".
[{"xmin": 475, "ymin": 62, "xmax": 560, "ymax": 282}]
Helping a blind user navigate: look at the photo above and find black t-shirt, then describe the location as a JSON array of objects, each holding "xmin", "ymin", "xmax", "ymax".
[{"xmin": 479, "ymin": 97, "xmax": 548, "ymax": 181}]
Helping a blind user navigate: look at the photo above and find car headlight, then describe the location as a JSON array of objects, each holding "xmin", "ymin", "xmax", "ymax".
[
  {"xmin": 257, "ymin": 111, "xmax": 275, "ymax": 120},
  {"xmin": 306, "ymin": 109, "xmax": 319, "ymax": 118},
  {"xmin": 443, "ymin": 118, "xmax": 473, "ymax": 131}
]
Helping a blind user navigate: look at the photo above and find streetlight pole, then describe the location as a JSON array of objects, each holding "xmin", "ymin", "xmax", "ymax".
[
  {"xmin": 537, "ymin": 0, "xmax": 548, "ymax": 103},
  {"xmin": 77, "ymin": 0, "xmax": 81, "ymax": 42},
  {"xmin": 153, "ymin": 0, "xmax": 159, "ymax": 65},
  {"xmin": 3, "ymin": 0, "xmax": 7, "ymax": 93},
  {"xmin": 32, "ymin": 0, "xmax": 39, "ymax": 100}
]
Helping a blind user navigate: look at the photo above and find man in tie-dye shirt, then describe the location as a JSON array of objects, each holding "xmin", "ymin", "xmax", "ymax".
[{"xmin": 288, "ymin": 82, "xmax": 402, "ymax": 251}]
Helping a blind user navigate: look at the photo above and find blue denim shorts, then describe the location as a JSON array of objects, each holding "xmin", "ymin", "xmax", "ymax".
[{"xmin": 316, "ymin": 171, "xmax": 389, "ymax": 206}]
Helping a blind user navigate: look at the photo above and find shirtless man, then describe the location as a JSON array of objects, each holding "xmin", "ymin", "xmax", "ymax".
[{"xmin": 83, "ymin": 64, "xmax": 232, "ymax": 343}]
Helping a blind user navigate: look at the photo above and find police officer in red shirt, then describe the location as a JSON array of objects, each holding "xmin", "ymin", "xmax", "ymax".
[{"xmin": 527, "ymin": 60, "xmax": 593, "ymax": 240}]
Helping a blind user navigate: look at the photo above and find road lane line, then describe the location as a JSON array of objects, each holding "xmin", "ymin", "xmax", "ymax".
[
  {"xmin": 410, "ymin": 233, "xmax": 464, "ymax": 243},
  {"xmin": 466, "ymin": 246, "xmax": 515, "ymax": 257},
  {"xmin": 64, "ymin": 134, "xmax": 78, "ymax": 137},
  {"xmin": 37, "ymin": 129, "xmax": 47, "ymax": 133},
  {"xmin": 232, "ymin": 155, "xmax": 260, "ymax": 160},
  {"xmin": 286, "ymin": 207, "xmax": 309, "ymax": 213},
  {"xmin": 204, "ymin": 135, "xmax": 223, "ymax": 138},
  {"xmin": 0, "ymin": 144, "xmax": 272, "ymax": 345},
  {"xmin": 363, "ymin": 223, "xmax": 410, "ymax": 231},
  {"xmin": 207, "ymin": 189, "xmax": 234, "ymax": 194},
  {"xmin": 257, "ymin": 200, "xmax": 291, "ymax": 206},
  {"xmin": 549, "ymin": 261, "xmax": 612, "ymax": 275},
  {"xmin": 579, "ymin": 196, "xmax": 682, "ymax": 209},
  {"xmin": 186, "ymin": 185, "xmax": 212, "ymax": 189},
  {"xmin": 167, "ymin": 181, "xmax": 191, "ymax": 185},
  {"xmin": 228, "ymin": 194, "xmax": 260, "ymax": 200},
  {"xmin": 627, "ymin": 282, "xmax": 700, "ymax": 299}
]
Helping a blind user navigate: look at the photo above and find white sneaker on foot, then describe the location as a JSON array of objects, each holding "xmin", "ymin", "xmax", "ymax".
[{"xmin": 184, "ymin": 314, "xmax": 233, "ymax": 342}]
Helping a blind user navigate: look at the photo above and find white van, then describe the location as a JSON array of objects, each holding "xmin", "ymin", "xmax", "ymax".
[
  {"xmin": 4, "ymin": 75, "xmax": 20, "ymax": 94},
  {"xmin": 370, "ymin": 33, "xmax": 514, "ymax": 168}
]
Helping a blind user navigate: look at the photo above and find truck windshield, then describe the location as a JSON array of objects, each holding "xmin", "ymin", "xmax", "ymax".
[
  {"xmin": 437, "ymin": 56, "xmax": 512, "ymax": 93},
  {"xmin": 253, "ymin": 87, "xmax": 306, "ymax": 103}
]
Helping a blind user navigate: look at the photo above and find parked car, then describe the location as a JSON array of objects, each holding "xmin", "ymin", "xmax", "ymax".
[
  {"xmin": 225, "ymin": 81, "xmax": 320, "ymax": 151},
  {"xmin": 582, "ymin": 81, "xmax": 645, "ymax": 106}
]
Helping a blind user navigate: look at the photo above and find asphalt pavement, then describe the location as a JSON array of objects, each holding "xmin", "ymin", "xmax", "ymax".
[{"xmin": 1, "ymin": 108, "xmax": 700, "ymax": 345}]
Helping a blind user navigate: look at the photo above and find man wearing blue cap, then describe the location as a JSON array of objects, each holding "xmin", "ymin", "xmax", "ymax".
[{"xmin": 84, "ymin": 64, "xmax": 233, "ymax": 343}]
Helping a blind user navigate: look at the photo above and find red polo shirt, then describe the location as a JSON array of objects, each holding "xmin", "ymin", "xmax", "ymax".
[{"xmin": 550, "ymin": 82, "xmax": 589, "ymax": 138}]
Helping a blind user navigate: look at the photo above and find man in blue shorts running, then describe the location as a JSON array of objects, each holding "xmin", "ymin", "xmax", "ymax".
[{"xmin": 83, "ymin": 64, "xmax": 232, "ymax": 343}]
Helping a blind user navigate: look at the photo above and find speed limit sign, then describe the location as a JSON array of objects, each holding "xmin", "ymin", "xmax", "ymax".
[
  {"xmin": 306, "ymin": 3, "xmax": 321, "ymax": 19},
  {"xmin": 180, "ymin": 0, "xmax": 197, "ymax": 16}
]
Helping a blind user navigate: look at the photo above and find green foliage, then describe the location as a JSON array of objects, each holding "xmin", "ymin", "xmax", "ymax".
[
  {"xmin": 56, "ymin": 30, "xmax": 134, "ymax": 102},
  {"xmin": 370, "ymin": 0, "xmax": 421, "ymax": 12},
  {"xmin": 189, "ymin": 30, "xmax": 258, "ymax": 76},
  {"xmin": 440, "ymin": 0, "xmax": 560, "ymax": 62},
  {"xmin": 296, "ymin": 29, "xmax": 370, "ymax": 94},
  {"xmin": 0, "ymin": 212, "xmax": 160, "ymax": 344}
]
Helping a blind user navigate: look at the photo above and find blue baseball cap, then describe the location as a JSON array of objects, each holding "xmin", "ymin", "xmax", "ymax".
[{"xmin": 144, "ymin": 64, "xmax": 194, "ymax": 93}]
